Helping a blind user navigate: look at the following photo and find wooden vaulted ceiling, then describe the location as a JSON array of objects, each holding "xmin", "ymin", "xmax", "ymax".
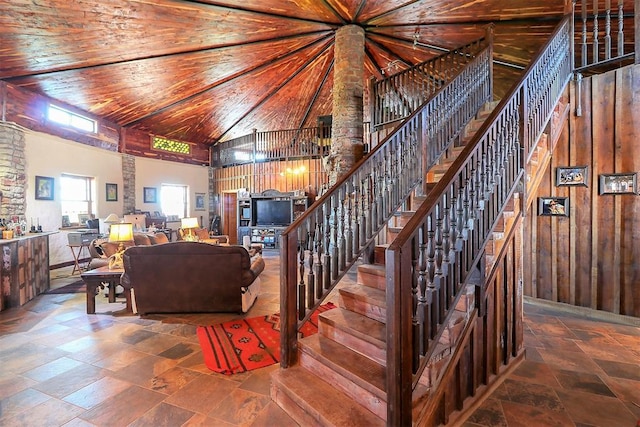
[{"xmin": 0, "ymin": 0, "xmax": 568, "ymax": 147}]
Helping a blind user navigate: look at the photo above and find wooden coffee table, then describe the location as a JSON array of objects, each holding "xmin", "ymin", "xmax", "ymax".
[{"xmin": 81, "ymin": 266, "xmax": 131, "ymax": 314}]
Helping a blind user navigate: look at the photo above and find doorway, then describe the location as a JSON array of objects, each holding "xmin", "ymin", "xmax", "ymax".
[{"xmin": 223, "ymin": 192, "xmax": 238, "ymax": 244}]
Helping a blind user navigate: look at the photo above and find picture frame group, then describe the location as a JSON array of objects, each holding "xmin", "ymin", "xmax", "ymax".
[
  {"xmin": 538, "ymin": 197, "xmax": 569, "ymax": 217},
  {"xmin": 599, "ymin": 172, "xmax": 637, "ymax": 195}
]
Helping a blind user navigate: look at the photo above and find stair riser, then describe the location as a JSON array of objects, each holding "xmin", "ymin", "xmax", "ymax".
[
  {"xmin": 298, "ymin": 349, "xmax": 388, "ymax": 421},
  {"xmin": 356, "ymin": 269, "xmax": 386, "ymax": 291},
  {"xmin": 339, "ymin": 297, "xmax": 387, "ymax": 323},
  {"xmin": 270, "ymin": 383, "xmax": 326, "ymax": 427},
  {"xmin": 319, "ymin": 322, "xmax": 386, "ymax": 365}
]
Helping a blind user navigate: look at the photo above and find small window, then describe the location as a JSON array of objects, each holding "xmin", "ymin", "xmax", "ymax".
[
  {"xmin": 47, "ymin": 104, "xmax": 96, "ymax": 133},
  {"xmin": 152, "ymin": 136, "xmax": 191, "ymax": 155}
]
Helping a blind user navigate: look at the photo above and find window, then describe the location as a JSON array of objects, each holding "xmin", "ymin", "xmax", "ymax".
[
  {"xmin": 161, "ymin": 184, "xmax": 188, "ymax": 218},
  {"xmin": 47, "ymin": 104, "xmax": 96, "ymax": 133},
  {"xmin": 60, "ymin": 174, "xmax": 96, "ymax": 226},
  {"xmin": 152, "ymin": 136, "xmax": 191, "ymax": 155}
]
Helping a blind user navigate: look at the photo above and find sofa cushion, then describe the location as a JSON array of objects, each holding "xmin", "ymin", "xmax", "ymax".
[
  {"xmin": 148, "ymin": 232, "xmax": 169, "ymax": 244},
  {"xmin": 133, "ymin": 233, "xmax": 152, "ymax": 246}
]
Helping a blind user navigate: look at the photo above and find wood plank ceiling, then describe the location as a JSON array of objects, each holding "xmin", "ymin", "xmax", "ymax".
[{"xmin": 0, "ymin": 0, "xmax": 568, "ymax": 147}]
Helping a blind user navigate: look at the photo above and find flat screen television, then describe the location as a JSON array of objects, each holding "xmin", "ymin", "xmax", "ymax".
[{"xmin": 254, "ymin": 199, "xmax": 292, "ymax": 226}]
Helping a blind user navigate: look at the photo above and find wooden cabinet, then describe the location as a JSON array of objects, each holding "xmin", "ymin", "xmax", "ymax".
[{"xmin": 236, "ymin": 190, "xmax": 309, "ymax": 248}]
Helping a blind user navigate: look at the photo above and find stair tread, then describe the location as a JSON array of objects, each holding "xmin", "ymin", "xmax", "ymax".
[
  {"xmin": 320, "ymin": 307, "xmax": 386, "ymax": 345},
  {"xmin": 357, "ymin": 263, "xmax": 386, "ymax": 277},
  {"xmin": 271, "ymin": 367, "xmax": 385, "ymax": 427},
  {"xmin": 340, "ymin": 284, "xmax": 386, "ymax": 305},
  {"xmin": 299, "ymin": 334, "xmax": 387, "ymax": 396}
]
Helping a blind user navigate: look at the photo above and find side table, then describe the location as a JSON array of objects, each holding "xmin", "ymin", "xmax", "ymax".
[
  {"xmin": 80, "ymin": 266, "xmax": 130, "ymax": 314},
  {"xmin": 69, "ymin": 244, "xmax": 90, "ymax": 275}
]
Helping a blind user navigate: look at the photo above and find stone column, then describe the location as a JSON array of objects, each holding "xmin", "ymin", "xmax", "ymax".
[
  {"xmin": 122, "ymin": 154, "xmax": 136, "ymax": 214},
  {"xmin": 325, "ymin": 25, "xmax": 365, "ymax": 185},
  {"xmin": 0, "ymin": 123, "xmax": 26, "ymax": 218}
]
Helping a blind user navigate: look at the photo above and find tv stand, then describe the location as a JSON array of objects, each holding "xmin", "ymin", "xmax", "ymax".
[{"xmin": 236, "ymin": 189, "xmax": 310, "ymax": 248}]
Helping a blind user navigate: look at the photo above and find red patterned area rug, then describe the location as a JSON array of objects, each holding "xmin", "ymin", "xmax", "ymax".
[{"xmin": 196, "ymin": 302, "xmax": 336, "ymax": 375}]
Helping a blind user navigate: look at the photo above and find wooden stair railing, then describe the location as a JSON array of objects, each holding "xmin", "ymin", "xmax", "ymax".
[
  {"xmin": 386, "ymin": 15, "xmax": 574, "ymax": 425},
  {"xmin": 274, "ymin": 14, "xmax": 575, "ymax": 426},
  {"xmin": 278, "ymin": 31, "xmax": 494, "ymax": 375}
]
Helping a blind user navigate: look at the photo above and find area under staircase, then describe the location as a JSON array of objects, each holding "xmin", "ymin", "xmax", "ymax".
[{"xmin": 274, "ymin": 14, "xmax": 574, "ymax": 426}]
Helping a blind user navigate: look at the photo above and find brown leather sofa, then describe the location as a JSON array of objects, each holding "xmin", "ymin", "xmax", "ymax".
[{"xmin": 121, "ymin": 242, "xmax": 265, "ymax": 315}]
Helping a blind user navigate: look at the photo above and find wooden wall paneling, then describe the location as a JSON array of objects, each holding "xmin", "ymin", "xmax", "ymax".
[
  {"xmin": 569, "ymin": 78, "xmax": 595, "ymax": 308},
  {"xmin": 616, "ymin": 67, "xmax": 640, "ymax": 316},
  {"xmin": 513, "ymin": 217, "xmax": 524, "ymax": 355},
  {"xmin": 535, "ymin": 162, "xmax": 553, "ymax": 301},
  {"xmin": 504, "ymin": 247, "xmax": 513, "ymax": 363},
  {"xmin": 591, "ymin": 71, "xmax": 617, "ymax": 312},
  {"xmin": 552, "ymin": 127, "xmax": 570, "ymax": 304}
]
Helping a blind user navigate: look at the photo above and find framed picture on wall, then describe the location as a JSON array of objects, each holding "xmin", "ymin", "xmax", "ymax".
[
  {"xmin": 35, "ymin": 176, "xmax": 54, "ymax": 200},
  {"xmin": 106, "ymin": 183, "xmax": 118, "ymax": 201},
  {"xmin": 195, "ymin": 193, "xmax": 205, "ymax": 210},
  {"xmin": 538, "ymin": 197, "xmax": 569, "ymax": 217},
  {"xmin": 599, "ymin": 173, "xmax": 637, "ymax": 195},
  {"xmin": 556, "ymin": 166, "xmax": 588, "ymax": 186},
  {"xmin": 143, "ymin": 187, "xmax": 157, "ymax": 203}
]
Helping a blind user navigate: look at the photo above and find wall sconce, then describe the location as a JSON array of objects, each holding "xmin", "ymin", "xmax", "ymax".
[
  {"xmin": 181, "ymin": 217, "xmax": 200, "ymax": 241},
  {"xmin": 108, "ymin": 223, "xmax": 133, "ymax": 269}
]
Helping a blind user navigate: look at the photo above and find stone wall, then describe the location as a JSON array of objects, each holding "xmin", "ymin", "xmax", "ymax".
[{"xmin": 0, "ymin": 123, "xmax": 26, "ymax": 218}]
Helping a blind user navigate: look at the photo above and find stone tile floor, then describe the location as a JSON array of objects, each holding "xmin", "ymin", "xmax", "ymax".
[{"xmin": 0, "ymin": 249, "xmax": 638, "ymax": 426}]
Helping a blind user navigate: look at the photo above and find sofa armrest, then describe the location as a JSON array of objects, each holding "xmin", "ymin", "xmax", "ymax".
[{"xmin": 240, "ymin": 255, "xmax": 265, "ymax": 287}]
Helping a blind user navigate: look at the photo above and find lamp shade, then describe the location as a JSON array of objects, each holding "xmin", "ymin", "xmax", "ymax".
[
  {"xmin": 104, "ymin": 213, "xmax": 120, "ymax": 224},
  {"xmin": 181, "ymin": 217, "xmax": 199, "ymax": 229},
  {"xmin": 109, "ymin": 223, "xmax": 134, "ymax": 243}
]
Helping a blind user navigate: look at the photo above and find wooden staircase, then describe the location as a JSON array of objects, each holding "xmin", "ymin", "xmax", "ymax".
[{"xmin": 270, "ymin": 101, "xmax": 522, "ymax": 426}]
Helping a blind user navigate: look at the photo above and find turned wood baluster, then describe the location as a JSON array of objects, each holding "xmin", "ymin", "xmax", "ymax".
[
  {"xmin": 306, "ymin": 217, "xmax": 317, "ymax": 304},
  {"xmin": 416, "ymin": 226, "xmax": 430, "ymax": 360},
  {"xmin": 617, "ymin": 0, "xmax": 624, "ymax": 56},
  {"xmin": 412, "ymin": 233, "xmax": 422, "ymax": 368},
  {"xmin": 331, "ymin": 193, "xmax": 339, "ymax": 281},
  {"xmin": 338, "ymin": 187, "xmax": 346, "ymax": 273},
  {"xmin": 323, "ymin": 200, "xmax": 332, "ymax": 290},
  {"xmin": 352, "ymin": 175, "xmax": 360, "ymax": 255},
  {"xmin": 425, "ymin": 216, "xmax": 439, "ymax": 335},
  {"xmin": 434, "ymin": 203, "xmax": 446, "ymax": 318},
  {"xmin": 298, "ymin": 230, "xmax": 306, "ymax": 319},
  {"xmin": 605, "ymin": 0, "xmax": 612, "ymax": 59},
  {"xmin": 593, "ymin": 0, "xmax": 600, "ymax": 63},
  {"xmin": 360, "ymin": 175, "xmax": 369, "ymax": 246}
]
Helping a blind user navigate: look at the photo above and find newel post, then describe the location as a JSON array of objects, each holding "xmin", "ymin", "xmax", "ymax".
[{"xmin": 279, "ymin": 232, "xmax": 299, "ymax": 367}]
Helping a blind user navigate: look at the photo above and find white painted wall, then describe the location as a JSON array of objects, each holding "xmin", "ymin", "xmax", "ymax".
[{"xmin": 23, "ymin": 129, "xmax": 208, "ymax": 266}]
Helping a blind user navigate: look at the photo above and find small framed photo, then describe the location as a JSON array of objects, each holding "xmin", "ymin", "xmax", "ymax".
[
  {"xmin": 538, "ymin": 197, "xmax": 569, "ymax": 217},
  {"xmin": 556, "ymin": 166, "xmax": 588, "ymax": 186},
  {"xmin": 195, "ymin": 193, "xmax": 205, "ymax": 210},
  {"xmin": 35, "ymin": 176, "xmax": 54, "ymax": 200},
  {"xmin": 599, "ymin": 173, "xmax": 637, "ymax": 195},
  {"xmin": 143, "ymin": 187, "xmax": 157, "ymax": 203},
  {"xmin": 106, "ymin": 183, "xmax": 118, "ymax": 201}
]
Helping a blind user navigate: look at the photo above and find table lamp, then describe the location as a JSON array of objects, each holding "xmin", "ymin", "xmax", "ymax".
[
  {"xmin": 108, "ymin": 222, "xmax": 134, "ymax": 269},
  {"xmin": 180, "ymin": 217, "xmax": 199, "ymax": 241}
]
